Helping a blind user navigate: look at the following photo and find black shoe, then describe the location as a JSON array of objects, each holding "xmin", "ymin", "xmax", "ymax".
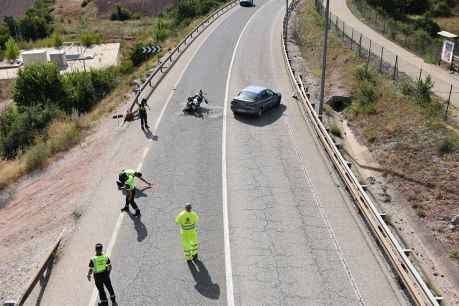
[
  {"xmin": 134, "ymin": 210, "xmax": 141, "ymax": 217},
  {"xmin": 145, "ymin": 125, "xmax": 150, "ymax": 129},
  {"xmin": 120, "ymin": 207, "xmax": 129, "ymax": 212},
  {"xmin": 110, "ymin": 296, "xmax": 117, "ymax": 303}
]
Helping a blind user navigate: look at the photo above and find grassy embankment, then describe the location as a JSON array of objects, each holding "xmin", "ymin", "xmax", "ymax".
[
  {"xmin": 294, "ymin": 0, "xmax": 459, "ymax": 260},
  {"xmin": 0, "ymin": 0, "xmax": 231, "ymax": 189}
]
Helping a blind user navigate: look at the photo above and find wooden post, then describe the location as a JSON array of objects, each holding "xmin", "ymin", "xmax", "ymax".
[
  {"xmin": 393, "ymin": 55, "xmax": 398, "ymax": 80},
  {"xmin": 351, "ymin": 29, "xmax": 354, "ymax": 49},
  {"xmin": 444, "ymin": 84, "xmax": 453, "ymax": 120},
  {"xmin": 359, "ymin": 34, "xmax": 362, "ymax": 57},
  {"xmin": 368, "ymin": 40, "xmax": 372, "ymax": 65},
  {"xmin": 379, "ymin": 47, "xmax": 384, "ymax": 72}
]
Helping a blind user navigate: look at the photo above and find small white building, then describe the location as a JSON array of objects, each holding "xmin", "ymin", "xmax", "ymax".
[
  {"xmin": 21, "ymin": 50, "xmax": 48, "ymax": 66},
  {"xmin": 48, "ymin": 50, "xmax": 67, "ymax": 68}
]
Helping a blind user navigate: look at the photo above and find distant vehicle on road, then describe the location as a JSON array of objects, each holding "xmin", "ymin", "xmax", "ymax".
[
  {"xmin": 239, "ymin": 0, "xmax": 254, "ymax": 6},
  {"xmin": 231, "ymin": 85, "xmax": 281, "ymax": 117}
]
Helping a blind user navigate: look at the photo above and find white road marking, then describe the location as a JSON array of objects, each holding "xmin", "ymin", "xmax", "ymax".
[
  {"xmin": 88, "ymin": 8, "xmax": 236, "ymax": 306},
  {"xmin": 223, "ymin": 5, "xmax": 268, "ymax": 305}
]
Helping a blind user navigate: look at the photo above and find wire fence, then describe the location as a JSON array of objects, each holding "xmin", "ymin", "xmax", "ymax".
[
  {"xmin": 315, "ymin": 0, "xmax": 459, "ymax": 120},
  {"xmin": 347, "ymin": 0, "xmax": 444, "ymax": 62}
]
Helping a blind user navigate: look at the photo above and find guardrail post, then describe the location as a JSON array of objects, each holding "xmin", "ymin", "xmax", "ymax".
[
  {"xmin": 342, "ymin": 20, "xmax": 345, "ymax": 39},
  {"xmin": 418, "ymin": 68, "xmax": 422, "ymax": 81},
  {"xmin": 358, "ymin": 34, "xmax": 362, "ymax": 57},
  {"xmin": 393, "ymin": 55, "xmax": 398, "ymax": 80}
]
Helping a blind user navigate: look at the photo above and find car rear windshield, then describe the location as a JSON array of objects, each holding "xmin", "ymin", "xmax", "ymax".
[{"xmin": 238, "ymin": 91, "xmax": 258, "ymax": 101}]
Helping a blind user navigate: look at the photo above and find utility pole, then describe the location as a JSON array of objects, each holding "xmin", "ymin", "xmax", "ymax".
[
  {"xmin": 318, "ymin": 0, "xmax": 330, "ymax": 120},
  {"xmin": 286, "ymin": 0, "xmax": 288, "ymax": 14}
]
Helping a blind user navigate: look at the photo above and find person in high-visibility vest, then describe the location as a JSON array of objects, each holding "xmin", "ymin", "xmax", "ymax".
[
  {"xmin": 175, "ymin": 203, "xmax": 199, "ymax": 261},
  {"xmin": 87, "ymin": 243, "xmax": 116, "ymax": 306},
  {"xmin": 121, "ymin": 171, "xmax": 141, "ymax": 217}
]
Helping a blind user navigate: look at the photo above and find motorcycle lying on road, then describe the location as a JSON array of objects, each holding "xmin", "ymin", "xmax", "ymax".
[{"xmin": 183, "ymin": 90, "xmax": 208, "ymax": 114}]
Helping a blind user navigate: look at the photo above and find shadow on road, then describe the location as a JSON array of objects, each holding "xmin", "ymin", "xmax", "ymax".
[
  {"xmin": 128, "ymin": 212, "xmax": 148, "ymax": 242},
  {"xmin": 234, "ymin": 104, "xmax": 286, "ymax": 127},
  {"xmin": 187, "ymin": 259, "xmax": 220, "ymax": 300}
]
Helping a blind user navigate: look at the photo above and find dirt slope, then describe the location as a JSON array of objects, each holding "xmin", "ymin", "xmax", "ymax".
[
  {"xmin": 95, "ymin": 0, "xmax": 175, "ymax": 17},
  {"xmin": 0, "ymin": 0, "xmax": 35, "ymax": 18}
]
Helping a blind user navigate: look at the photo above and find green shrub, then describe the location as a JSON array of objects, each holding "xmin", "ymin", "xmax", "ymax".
[
  {"xmin": 437, "ymin": 136, "xmax": 458, "ymax": 155},
  {"xmin": 81, "ymin": 0, "xmax": 91, "ymax": 7},
  {"xmin": 363, "ymin": 127, "xmax": 377, "ymax": 143},
  {"xmin": 432, "ymin": 1, "xmax": 451, "ymax": 16},
  {"xmin": 414, "ymin": 75, "xmax": 434, "ymax": 105},
  {"xmin": 413, "ymin": 13, "xmax": 441, "ymax": 36},
  {"xmin": 0, "ymin": 25, "xmax": 11, "ymax": 50},
  {"xmin": 353, "ymin": 81, "xmax": 377, "ymax": 114},
  {"xmin": 399, "ymin": 79, "xmax": 414, "ymax": 96},
  {"xmin": 53, "ymin": 33, "xmax": 63, "ymax": 48},
  {"xmin": 130, "ymin": 43, "xmax": 149, "ymax": 66},
  {"xmin": 80, "ymin": 32, "xmax": 101, "ymax": 47},
  {"xmin": 152, "ymin": 19, "xmax": 171, "ymax": 42},
  {"xmin": 110, "ymin": 4, "xmax": 132, "ymax": 21},
  {"xmin": 0, "ymin": 105, "xmax": 60, "ymax": 159},
  {"xmin": 14, "ymin": 63, "xmax": 68, "ymax": 111},
  {"xmin": 411, "ymin": 29, "xmax": 432, "ymax": 51},
  {"xmin": 354, "ymin": 64, "xmax": 376, "ymax": 84},
  {"xmin": 5, "ymin": 37, "xmax": 19, "ymax": 61},
  {"xmin": 329, "ymin": 123, "xmax": 343, "ymax": 138},
  {"xmin": 47, "ymin": 120, "xmax": 81, "ymax": 154},
  {"xmin": 24, "ymin": 141, "xmax": 49, "ymax": 171},
  {"xmin": 118, "ymin": 59, "xmax": 134, "ymax": 75}
]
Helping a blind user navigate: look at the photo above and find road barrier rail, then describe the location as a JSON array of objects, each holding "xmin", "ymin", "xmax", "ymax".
[
  {"xmin": 281, "ymin": 1, "xmax": 442, "ymax": 305},
  {"xmin": 4, "ymin": 232, "xmax": 63, "ymax": 306},
  {"xmin": 127, "ymin": 0, "xmax": 238, "ymax": 115}
]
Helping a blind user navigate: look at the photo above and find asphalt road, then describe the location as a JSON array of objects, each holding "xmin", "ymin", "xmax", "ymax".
[
  {"xmin": 110, "ymin": 0, "xmax": 407, "ymax": 305},
  {"xmin": 38, "ymin": 1, "xmax": 410, "ymax": 305}
]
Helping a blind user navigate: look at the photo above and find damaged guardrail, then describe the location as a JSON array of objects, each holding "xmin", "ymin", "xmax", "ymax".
[
  {"xmin": 127, "ymin": 0, "xmax": 238, "ymax": 116},
  {"xmin": 4, "ymin": 232, "xmax": 63, "ymax": 306},
  {"xmin": 281, "ymin": 1, "xmax": 442, "ymax": 305}
]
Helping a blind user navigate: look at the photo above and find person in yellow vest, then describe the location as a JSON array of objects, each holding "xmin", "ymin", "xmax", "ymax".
[
  {"xmin": 175, "ymin": 203, "xmax": 199, "ymax": 262},
  {"xmin": 87, "ymin": 243, "xmax": 116, "ymax": 306},
  {"xmin": 121, "ymin": 171, "xmax": 141, "ymax": 217}
]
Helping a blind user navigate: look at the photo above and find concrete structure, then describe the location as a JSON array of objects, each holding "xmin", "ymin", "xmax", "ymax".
[
  {"xmin": 21, "ymin": 50, "xmax": 48, "ymax": 66},
  {"xmin": 48, "ymin": 50, "xmax": 67, "ymax": 68}
]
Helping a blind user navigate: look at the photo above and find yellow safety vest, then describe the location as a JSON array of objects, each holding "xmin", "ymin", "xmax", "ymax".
[
  {"xmin": 91, "ymin": 255, "xmax": 109, "ymax": 273},
  {"xmin": 176, "ymin": 211, "xmax": 199, "ymax": 232},
  {"xmin": 125, "ymin": 175, "xmax": 135, "ymax": 190}
]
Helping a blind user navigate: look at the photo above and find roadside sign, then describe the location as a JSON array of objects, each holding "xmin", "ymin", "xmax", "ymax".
[{"xmin": 142, "ymin": 45, "xmax": 161, "ymax": 55}]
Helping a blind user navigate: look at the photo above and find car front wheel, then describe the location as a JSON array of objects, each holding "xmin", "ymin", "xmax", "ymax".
[{"xmin": 257, "ymin": 107, "xmax": 263, "ymax": 118}]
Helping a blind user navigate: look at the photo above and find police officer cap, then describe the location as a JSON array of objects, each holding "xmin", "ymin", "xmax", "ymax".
[
  {"xmin": 95, "ymin": 243, "xmax": 103, "ymax": 250},
  {"xmin": 185, "ymin": 203, "xmax": 192, "ymax": 210}
]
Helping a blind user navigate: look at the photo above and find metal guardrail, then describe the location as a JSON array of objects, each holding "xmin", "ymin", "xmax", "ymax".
[
  {"xmin": 4, "ymin": 232, "xmax": 63, "ymax": 306},
  {"xmin": 282, "ymin": 1, "xmax": 443, "ymax": 305},
  {"xmin": 127, "ymin": 0, "xmax": 238, "ymax": 115}
]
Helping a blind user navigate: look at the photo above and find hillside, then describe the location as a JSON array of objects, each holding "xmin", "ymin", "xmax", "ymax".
[
  {"xmin": 95, "ymin": 0, "xmax": 176, "ymax": 17},
  {"xmin": 0, "ymin": 0, "xmax": 35, "ymax": 18}
]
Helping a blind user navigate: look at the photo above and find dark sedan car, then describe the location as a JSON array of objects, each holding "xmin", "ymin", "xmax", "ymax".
[{"xmin": 231, "ymin": 86, "xmax": 282, "ymax": 117}]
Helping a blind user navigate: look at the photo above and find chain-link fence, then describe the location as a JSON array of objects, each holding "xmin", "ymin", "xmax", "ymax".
[{"xmin": 315, "ymin": 0, "xmax": 459, "ymax": 119}]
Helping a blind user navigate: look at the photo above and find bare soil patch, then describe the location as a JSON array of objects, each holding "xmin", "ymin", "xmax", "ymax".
[
  {"xmin": 0, "ymin": 0, "xmax": 35, "ymax": 18},
  {"xmin": 95, "ymin": 0, "xmax": 175, "ymax": 17}
]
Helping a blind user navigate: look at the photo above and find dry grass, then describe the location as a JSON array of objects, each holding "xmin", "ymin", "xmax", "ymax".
[
  {"xmin": 435, "ymin": 17, "xmax": 459, "ymax": 37},
  {"xmin": 0, "ymin": 160, "xmax": 25, "ymax": 190},
  {"xmin": 295, "ymin": 0, "xmax": 459, "ymax": 252}
]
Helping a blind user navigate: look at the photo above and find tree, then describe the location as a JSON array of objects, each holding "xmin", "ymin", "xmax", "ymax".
[
  {"xmin": 5, "ymin": 37, "xmax": 19, "ymax": 62},
  {"xmin": 80, "ymin": 32, "xmax": 100, "ymax": 47},
  {"xmin": 110, "ymin": 4, "xmax": 132, "ymax": 21},
  {"xmin": 0, "ymin": 25, "xmax": 10, "ymax": 50}
]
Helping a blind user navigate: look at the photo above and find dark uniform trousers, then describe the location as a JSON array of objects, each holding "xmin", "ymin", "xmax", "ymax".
[
  {"xmin": 94, "ymin": 270, "xmax": 115, "ymax": 304},
  {"xmin": 125, "ymin": 189, "xmax": 139, "ymax": 211}
]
